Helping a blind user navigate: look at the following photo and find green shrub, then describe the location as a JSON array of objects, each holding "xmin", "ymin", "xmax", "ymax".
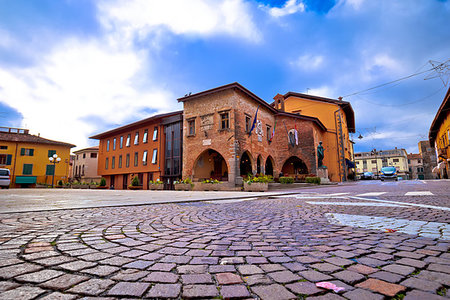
[
  {"xmin": 174, "ymin": 178, "xmax": 193, "ymax": 185},
  {"xmin": 99, "ymin": 178, "xmax": 106, "ymax": 186},
  {"xmin": 149, "ymin": 179, "xmax": 163, "ymax": 185},
  {"xmin": 245, "ymin": 175, "xmax": 273, "ymax": 184},
  {"xmin": 306, "ymin": 176, "xmax": 321, "ymax": 184},
  {"xmin": 72, "ymin": 180, "xmax": 80, "ymax": 185},
  {"xmin": 131, "ymin": 176, "xmax": 140, "ymax": 186},
  {"xmin": 202, "ymin": 178, "xmax": 220, "ymax": 184},
  {"xmin": 279, "ymin": 176, "xmax": 294, "ymax": 184}
]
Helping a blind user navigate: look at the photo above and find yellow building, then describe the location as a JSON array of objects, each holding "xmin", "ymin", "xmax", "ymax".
[
  {"xmin": 0, "ymin": 127, "xmax": 75, "ymax": 187},
  {"xmin": 429, "ymin": 87, "xmax": 450, "ymax": 178},
  {"xmin": 273, "ymin": 93, "xmax": 355, "ymax": 182},
  {"xmin": 355, "ymin": 148, "xmax": 409, "ymax": 179}
]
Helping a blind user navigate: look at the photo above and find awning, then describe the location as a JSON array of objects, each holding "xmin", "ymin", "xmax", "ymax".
[
  {"xmin": 345, "ymin": 158, "xmax": 356, "ymax": 168},
  {"xmin": 15, "ymin": 176, "xmax": 37, "ymax": 184}
]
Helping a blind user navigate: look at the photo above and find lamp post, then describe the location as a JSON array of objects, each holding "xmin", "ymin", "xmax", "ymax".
[
  {"xmin": 49, "ymin": 153, "xmax": 61, "ymax": 188},
  {"xmin": 371, "ymin": 149, "xmax": 382, "ymax": 179}
]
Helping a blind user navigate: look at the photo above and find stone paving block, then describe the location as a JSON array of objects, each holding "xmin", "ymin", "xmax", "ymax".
[
  {"xmin": 369, "ymin": 271, "xmax": 404, "ymax": 283},
  {"xmin": 0, "ymin": 263, "xmax": 42, "ymax": 279},
  {"xmin": 138, "ymin": 252, "xmax": 164, "ymax": 260},
  {"xmin": 246, "ymin": 256, "xmax": 268, "ymax": 264},
  {"xmin": 190, "ymin": 257, "xmax": 219, "ymax": 265},
  {"xmin": 39, "ymin": 291, "xmax": 78, "ymax": 299},
  {"xmin": 216, "ymin": 272, "xmax": 243, "ymax": 285},
  {"xmin": 332, "ymin": 250, "xmax": 357, "ymax": 259},
  {"xmin": 307, "ymin": 293, "xmax": 346, "ymax": 299},
  {"xmin": 237, "ymin": 264, "xmax": 264, "ymax": 275},
  {"xmin": 355, "ymin": 278, "xmax": 406, "ymax": 297},
  {"xmin": 404, "ymin": 289, "xmax": 447, "ymax": 300},
  {"xmin": 182, "ymin": 273, "xmax": 213, "ymax": 284},
  {"xmin": 251, "ymin": 283, "xmax": 296, "ymax": 300},
  {"xmin": 396, "ymin": 257, "xmax": 427, "ymax": 268},
  {"xmin": 99, "ymin": 256, "xmax": 134, "ymax": 266},
  {"xmin": 357, "ymin": 257, "xmax": 388, "ymax": 267},
  {"xmin": 178, "ymin": 264, "xmax": 208, "ymax": 274},
  {"xmin": 416, "ymin": 270, "xmax": 450, "ymax": 285},
  {"xmin": 243, "ymin": 274, "xmax": 272, "ymax": 286},
  {"xmin": 58, "ymin": 260, "xmax": 97, "ymax": 271},
  {"xmin": 382, "ymin": 264, "xmax": 415, "ymax": 276},
  {"xmin": 182, "ymin": 284, "xmax": 219, "ymax": 299},
  {"xmin": 220, "ymin": 284, "xmax": 251, "ymax": 299},
  {"xmin": 67, "ymin": 279, "xmax": 115, "ymax": 296},
  {"xmin": 148, "ymin": 262, "xmax": 176, "ymax": 271},
  {"xmin": 260, "ymin": 264, "xmax": 286, "ymax": 273},
  {"xmin": 143, "ymin": 271, "xmax": 179, "ymax": 283},
  {"xmin": 40, "ymin": 273, "xmax": 89, "ymax": 290},
  {"xmin": 332, "ymin": 270, "xmax": 365, "ymax": 284},
  {"xmin": 82, "ymin": 265, "xmax": 119, "ymax": 277},
  {"xmin": 347, "ymin": 264, "xmax": 378, "ymax": 275},
  {"xmin": 0, "ymin": 286, "xmax": 46, "ymax": 300},
  {"xmin": 311, "ymin": 263, "xmax": 342, "ymax": 273},
  {"xmin": 110, "ymin": 269, "xmax": 148, "ymax": 281},
  {"xmin": 394, "ymin": 251, "xmax": 425, "ymax": 259},
  {"xmin": 160, "ymin": 255, "xmax": 192, "ymax": 264},
  {"xmin": 401, "ymin": 277, "xmax": 442, "ymax": 293},
  {"xmin": 146, "ymin": 283, "xmax": 181, "ymax": 298},
  {"xmin": 299, "ymin": 270, "xmax": 333, "ymax": 282},
  {"xmin": 343, "ymin": 288, "xmax": 384, "ymax": 300},
  {"xmin": 15, "ymin": 269, "xmax": 64, "ymax": 283},
  {"xmin": 220, "ymin": 257, "xmax": 245, "ymax": 264},
  {"xmin": 285, "ymin": 281, "xmax": 322, "ymax": 296},
  {"xmin": 324, "ymin": 256, "xmax": 355, "ymax": 267},
  {"xmin": 107, "ymin": 282, "xmax": 150, "ymax": 297},
  {"xmin": 0, "ymin": 281, "xmax": 19, "ymax": 292},
  {"xmin": 122, "ymin": 259, "xmax": 153, "ymax": 269},
  {"xmin": 209, "ymin": 265, "xmax": 236, "ymax": 273},
  {"xmin": 427, "ymin": 263, "xmax": 450, "ymax": 274},
  {"xmin": 294, "ymin": 255, "xmax": 321, "ymax": 264},
  {"xmin": 268, "ymin": 270, "xmax": 301, "ymax": 283}
]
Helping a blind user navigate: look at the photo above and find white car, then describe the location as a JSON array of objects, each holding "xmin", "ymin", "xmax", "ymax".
[{"xmin": 0, "ymin": 168, "xmax": 11, "ymax": 189}]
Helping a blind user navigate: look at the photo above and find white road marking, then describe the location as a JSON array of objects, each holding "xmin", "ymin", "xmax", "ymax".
[
  {"xmin": 404, "ymin": 191, "xmax": 434, "ymax": 196},
  {"xmin": 306, "ymin": 201, "xmax": 407, "ymax": 207},
  {"xmin": 327, "ymin": 193, "xmax": 351, "ymax": 196},
  {"xmin": 326, "ymin": 213, "xmax": 449, "ymax": 240},
  {"xmin": 356, "ymin": 192, "xmax": 387, "ymax": 196},
  {"xmin": 350, "ymin": 196, "xmax": 450, "ymax": 211}
]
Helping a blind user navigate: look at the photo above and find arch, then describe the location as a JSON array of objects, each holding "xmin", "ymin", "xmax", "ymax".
[
  {"xmin": 281, "ymin": 156, "xmax": 308, "ymax": 177},
  {"xmin": 240, "ymin": 151, "xmax": 253, "ymax": 177},
  {"xmin": 265, "ymin": 155, "xmax": 274, "ymax": 177},
  {"xmin": 256, "ymin": 155, "xmax": 263, "ymax": 175},
  {"xmin": 193, "ymin": 149, "xmax": 229, "ymax": 181}
]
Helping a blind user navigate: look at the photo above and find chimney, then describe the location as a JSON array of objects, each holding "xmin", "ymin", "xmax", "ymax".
[
  {"xmin": 338, "ymin": 97, "xmax": 343, "ymax": 101},
  {"xmin": 273, "ymin": 94, "xmax": 285, "ymax": 111}
]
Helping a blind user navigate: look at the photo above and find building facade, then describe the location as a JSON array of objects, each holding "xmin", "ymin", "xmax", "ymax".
[
  {"xmin": 355, "ymin": 148, "xmax": 409, "ymax": 179},
  {"xmin": 90, "ymin": 111, "xmax": 182, "ymax": 189},
  {"xmin": 72, "ymin": 146, "xmax": 101, "ymax": 183},
  {"xmin": 0, "ymin": 127, "xmax": 75, "ymax": 187},
  {"xmin": 418, "ymin": 140, "xmax": 437, "ymax": 179},
  {"xmin": 407, "ymin": 153, "xmax": 424, "ymax": 180},
  {"xmin": 429, "ymin": 87, "xmax": 450, "ymax": 179},
  {"xmin": 179, "ymin": 83, "xmax": 331, "ymax": 185}
]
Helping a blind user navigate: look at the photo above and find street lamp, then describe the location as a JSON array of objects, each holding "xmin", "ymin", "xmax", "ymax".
[
  {"xmin": 371, "ymin": 149, "xmax": 382, "ymax": 179},
  {"xmin": 49, "ymin": 153, "xmax": 61, "ymax": 188}
]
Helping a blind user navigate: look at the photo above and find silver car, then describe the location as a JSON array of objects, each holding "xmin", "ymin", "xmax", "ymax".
[{"xmin": 0, "ymin": 168, "xmax": 11, "ymax": 189}]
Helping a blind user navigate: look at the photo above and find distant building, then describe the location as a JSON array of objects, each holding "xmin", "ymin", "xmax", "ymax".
[
  {"xmin": 429, "ymin": 87, "xmax": 450, "ymax": 178},
  {"xmin": 418, "ymin": 140, "xmax": 437, "ymax": 179},
  {"xmin": 0, "ymin": 127, "xmax": 75, "ymax": 187},
  {"xmin": 72, "ymin": 146, "xmax": 101, "ymax": 183},
  {"xmin": 355, "ymin": 148, "xmax": 409, "ymax": 179},
  {"xmin": 407, "ymin": 153, "xmax": 424, "ymax": 180}
]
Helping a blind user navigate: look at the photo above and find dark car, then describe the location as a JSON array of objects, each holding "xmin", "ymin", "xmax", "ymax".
[
  {"xmin": 380, "ymin": 166, "xmax": 397, "ymax": 181},
  {"xmin": 360, "ymin": 172, "xmax": 374, "ymax": 180}
]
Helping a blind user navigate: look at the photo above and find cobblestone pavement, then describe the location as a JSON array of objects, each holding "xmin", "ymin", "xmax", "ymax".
[{"xmin": 1, "ymin": 186, "xmax": 449, "ymax": 300}]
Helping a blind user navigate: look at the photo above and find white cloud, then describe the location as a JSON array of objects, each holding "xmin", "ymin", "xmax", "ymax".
[
  {"xmin": 290, "ymin": 54, "xmax": 324, "ymax": 71},
  {"xmin": 0, "ymin": 39, "xmax": 177, "ymax": 149},
  {"xmin": 307, "ymin": 86, "xmax": 335, "ymax": 99},
  {"xmin": 98, "ymin": 0, "xmax": 261, "ymax": 43},
  {"xmin": 260, "ymin": 0, "xmax": 305, "ymax": 17}
]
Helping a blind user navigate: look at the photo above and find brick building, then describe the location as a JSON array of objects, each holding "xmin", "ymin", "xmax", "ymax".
[
  {"xmin": 418, "ymin": 140, "xmax": 437, "ymax": 179},
  {"xmin": 90, "ymin": 111, "xmax": 182, "ymax": 189},
  {"xmin": 179, "ymin": 83, "xmax": 331, "ymax": 186}
]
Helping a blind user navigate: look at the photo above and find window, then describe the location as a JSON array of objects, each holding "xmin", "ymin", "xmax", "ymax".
[
  {"xmin": 20, "ymin": 148, "xmax": 34, "ymax": 156},
  {"xmin": 134, "ymin": 152, "xmax": 139, "ymax": 166},
  {"xmin": 120, "ymin": 136, "xmax": 124, "ymax": 149},
  {"xmin": 82, "ymin": 165, "xmax": 85, "ymax": 176},
  {"xmin": 152, "ymin": 149, "xmax": 157, "ymax": 164},
  {"xmin": 118, "ymin": 155, "xmax": 122, "ymax": 168},
  {"xmin": 111, "ymin": 156, "xmax": 115, "ymax": 169},
  {"xmin": 126, "ymin": 134, "xmax": 131, "ymax": 147},
  {"xmin": 46, "ymin": 164, "xmax": 55, "ymax": 175},
  {"xmin": 0, "ymin": 146, "xmax": 7, "ymax": 150},
  {"xmin": 245, "ymin": 114, "xmax": 251, "ymax": 132},
  {"xmin": 48, "ymin": 150, "xmax": 56, "ymax": 157},
  {"xmin": 134, "ymin": 132, "xmax": 139, "ymax": 145},
  {"xmin": 418, "ymin": 159, "xmax": 422, "ymax": 163},
  {"xmin": 0, "ymin": 154, "xmax": 12, "ymax": 165},
  {"xmin": 105, "ymin": 157, "xmax": 109, "ymax": 170},
  {"xmin": 113, "ymin": 138, "xmax": 116, "ymax": 150},
  {"xmin": 266, "ymin": 125, "xmax": 271, "ymax": 141},
  {"xmin": 153, "ymin": 127, "xmax": 158, "ymax": 141},
  {"xmin": 371, "ymin": 160, "xmax": 377, "ymax": 164},
  {"xmin": 393, "ymin": 158, "xmax": 399, "ymax": 163},
  {"xmin": 106, "ymin": 140, "xmax": 110, "ymax": 151},
  {"xmin": 188, "ymin": 120, "xmax": 195, "ymax": 136},
  {"xmin": 90, "ymin": 153, "xmax": 97, "ymax": 158},
  {"xmin": 83, "ymin": 153, "xmax": 86, "ymax": 159},
  {"xmin": 126, "ymin": 153, "xmax": 130, "ymax": 167},
  {"xmin": 220, "ymin": 112, "xmax": 229, "ymax": 129},
  {"xmin": 143, "ymin": 150, "xmax": 148, "ymax": 165},
  {"xmin": 143, "ymin": 129, "xmax": 148, "ymax": 143},
  {"xmin": 22, "ymin": 164, "xmax": 33, "ymax": 175}
]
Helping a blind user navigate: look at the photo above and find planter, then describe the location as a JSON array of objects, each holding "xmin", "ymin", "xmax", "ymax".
[
  {"xmin": 80, "ymin": 185, "xmax": 90, "ymax": 189},
  {"xmin": 96, "ymin": 186, "xmax": 108, "ymax": 189},
  {"xmin": 89, "ymin": 185, "xmax": 98, "ymax": 189},
  {"xmin": 244, "ymin": 182, "xmax": 268, "ymax": 192},
  {"xmin": 174, "ymin": 183, "xmax": 193, "ymax": 191},
  {"xmin": 71, "ymin": 185, "xmax": 81, "ymax": 189},
  {"xmin": 148, "ymin": 184, "xmax": 163, "ymax": 190},
  {"xmin": 196, "ymin": 182, "xmax": 229, "ymax": 191},
  {"xmin": 128, "ymin": 185, "xmax": 144, "ymax": 190}
]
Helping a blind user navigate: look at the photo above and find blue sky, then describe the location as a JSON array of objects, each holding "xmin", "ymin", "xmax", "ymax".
[{"xmin": 0, "ymin": 0, "xmax": 449, "ymax": 154}]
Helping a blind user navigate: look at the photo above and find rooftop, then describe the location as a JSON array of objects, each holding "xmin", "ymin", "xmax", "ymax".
[{"xmin": 0, "ymin": 127, "xmax": 75, "ymax": 148}]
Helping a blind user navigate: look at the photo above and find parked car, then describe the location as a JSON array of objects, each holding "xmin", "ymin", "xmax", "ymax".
[
  {"xmin": 380, "ymin": 166, "xmax": 398, "ymax": 181},
  {"xmin": 0, "ymin": 168, "xmax": 11, "ymax": 188},
  {"xmin": 360, "ymin": 172, "xmax": 374, "ymax": 180}
]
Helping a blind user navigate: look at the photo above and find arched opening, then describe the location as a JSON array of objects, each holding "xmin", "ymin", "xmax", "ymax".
[
  {"xmin": 265, "ymin": 156, "xmax": 274, "ymax": 177},
  {"xmin": 240, "ymin": 151, "xmax": 253, "ymax": 177},
  {"xmin": 256, "ymin": 155, "xmax": 262, "ymax": 175},
  {"xmin": 193, "ymin": 149, "xmax": 228, "ymax": 181},
  {"xmin": 281, "ymin": 156, "xmax": 308, "ymax": 177}
]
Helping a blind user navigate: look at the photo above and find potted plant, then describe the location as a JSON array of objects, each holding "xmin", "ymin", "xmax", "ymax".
[
  {"xmin": 148, "ymin": 179, "xmax": 164, "ymax": 190},
  {"xmin": 56, "ymin": 180, "xmax": 64, "ymax": 188},
  {"xmin": 243, "ymin": 175, "xmax": 272, "ymax": 192},
  {"xmin": 89, "ymin": 181, "xmax": 98, "ymax": 189},
  {"xmin": 174, "ymin": 178, "xmax": 194, "ymax": 191},
  {"xmin": 71, "ymin": 180, "xmax": 81, "ymax": 189},
  {"xmin": 96, "ymin": 177, "xmax": 108, "ymax": 189},
  {"xmin": 128, "ymin": 176, "xmax": 143, "ymax": 190},
  {"xmin": 200, "ymin": 178, "xmax": 222, "ymax": 191},
  {"xmin": 80, "ymin": 181, "xmax": 89, "ymax": 189}
]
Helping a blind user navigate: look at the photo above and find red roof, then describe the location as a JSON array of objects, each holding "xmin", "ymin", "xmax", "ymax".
[{"xmin": 0, "ymin": 132, "xmax": 75, "ymax": 148}]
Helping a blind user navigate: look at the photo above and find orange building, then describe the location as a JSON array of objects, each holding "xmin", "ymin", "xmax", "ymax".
[
  {"xmin": 90, "ymin": 111, "xmax": 182, "ymax": 189},
  {"xmin": 273, "ymin": 93, "xmax": 356, "ymax": 182}
]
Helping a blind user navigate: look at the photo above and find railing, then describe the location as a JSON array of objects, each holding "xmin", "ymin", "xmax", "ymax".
[{"xmin": 0, "ymin": 127, "xmax": 29, "ymax": 134}]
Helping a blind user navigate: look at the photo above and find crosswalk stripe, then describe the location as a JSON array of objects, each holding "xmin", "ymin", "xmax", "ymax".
[
  {"xmin": 404, "ymin": 191, "xmax": 434, "ymax": 196},
  {"xmin": 356, "ymin": 192, "xmax": 387, "ymax": 196}
]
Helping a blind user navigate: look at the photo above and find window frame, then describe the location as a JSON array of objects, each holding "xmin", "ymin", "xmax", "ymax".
[
  {"xmin": 134, "ymin": 132, "xmax": 139, "ymax": 145},
  {"xmin": 143, "ymin": 150, "xmax": 148, "ymax": 166},
  {"xmin": 134, "ymin": 152, "xmax": 138, "ymax": 167},
  {"xmin": 245, "ymin": 114, "xmax": 251, "ymax": 133},
  {"xmin": 111, "ymin": 156, "xmax": 115, "ymax": 169},
  {"xmin": 152, "ymin": 149, "xmax": 157, "ymax": 164},
  {"xmin": 120, "ymin": 136, "xmax": 123, "ymax": 149},
  {"xmin": 126, "ymin": 153, "xmax": 130, "ymax": 168},
  {"xmin": 188, "ymin": 119, "xmax": 196, "ymax": 136},
  {"xmin": 22, "ymin": 163, "xmax": 33, "ymax": 175},
  {"xmin": 113, "ymin": 138, "xmax": 116, "ymax": 150},
  {"xmin": 153, "ymin": 127, "xmax": 158, "ymax": 141},
  {"xmin": 105, "ymin": 157, "xmax": 109, "ymax": 170},
  {"xmin": 106, "ymin": 140, "xmax": 110, "ymax": 152},
  {"xmin": 220, "ymin": 111, "xmax": 230, "ymax": 130},
  {"xmin": 143, "ymin": 129, "xmax": 148, "ymax": 144},
  {"xmin": 126, "ymin": 134, "xmax": 131, "ymax": 147},
  {"xmin": 118, "ymin": 155, "xmax": 122, "ymax": 168}
]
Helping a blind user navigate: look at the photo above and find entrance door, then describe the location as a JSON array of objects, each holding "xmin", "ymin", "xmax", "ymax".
[
  {"xmin": 213, "ymin": 156, "xmax": 223, "ymax": 179},
  {"xmin": 110, "ymin": 175, "xmax": 115, "ymax": 189},
  {"xmin": 123, "ymin": 175, "xmax": 128, "ymax": 189}
]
